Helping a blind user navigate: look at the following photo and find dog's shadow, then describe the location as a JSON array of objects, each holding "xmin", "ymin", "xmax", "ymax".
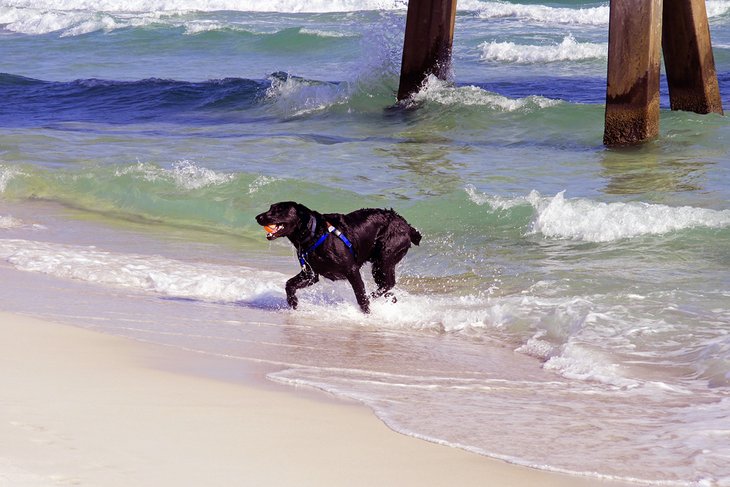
[
  {"xmin": 160, "ymin": 292, "xmax": 289, "ymax": 311},
  {"xmin": 160, "ymin": 288, "xmax": 362, "ymax": 313},
  {"xmin": 238, "ymin": 289, "xmax": 352, "ymax": 311},
  {"xmin": 236, "ymin": 292, "xmax": 289, "ymax": 311}
]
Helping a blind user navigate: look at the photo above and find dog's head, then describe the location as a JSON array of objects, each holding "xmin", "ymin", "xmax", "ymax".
[{"xmin": 255, "ymin": 201, "xmax": 311, "ymax": 241}]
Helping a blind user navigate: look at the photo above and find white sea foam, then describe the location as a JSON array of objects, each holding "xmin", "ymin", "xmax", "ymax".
[
  {"xmin": 1, "ymin": 0, "xmax": 401, "ymax": 37},
  {"xmin": 59, "ymin": 14, "xmax": 121, "ymax": 37},
  {"xmin": 4, "ymin": 0, "xmax": 727, "ymax": 17},
  {"xmin": 0, "ymin": 238, "xmax": 283, "ymax": 303},
  {"xmin": 0, "ymin": 5, "xmax": 175, "ymax": 35},
  {"xmin": 0, "ymin": 234, "xmax": 566, "ymax": 340},
  {"xmin": 465, "ymin": 184, "xmax": 536, "ymax": 210},
  {"xmin": 532, "ymin": 191, "xmax": 730, "ymax": 242},
  {"xmin": 473, "ymin": 1, "xmax": 729, "ymax": 24},
  {"xmin": 474, "ymin": 2, "xmax": 610, "ymax": 25},
  {"xmin": 0, "ymin": 215, "xmax": 24, "ymax": 229},
  {"xmin": 299, "ymin": 27, "xmax": 355, "ymax": 38},
  {"xmin": 169, "ymin": 160, "xmax": 235, "ymax": 190},
  {"xmin": 480, "ymin": 34, "xmax": 607, "ymax": 64},
  {"xmin": 248, "ymin": 175, "xmax": 279, "ymax": 194},
  {"xmin": 412, "ymin": 75, "xmax": 561, "ymax": 111},
  {"xmin": 1, "ymin": 232, "xmax": 722, "ymax": 394},
  {"xmin": 114, "ymin": 161, "xmax": 234, "ymax": 191},
  {"xmin": 0, "ymin": 0, "xmax": 407, "ymax": 14},
  {"xmin": 294, "ymin": 283, "xmax": 639, "ymax": 391},
  {"xmin": 183, "ymin": 21, "xmax": 230, "ymax": 34},
  {"xmin": 0, "ymin": 7, "xmax": 80, "ymax": 35},
  {"xmin": 0, "ymin": 164, "xmax": 24, "ymax": 193},
  {"xmin": 0, "ymin": 237, "xmax": 497, "ymax": 336},
  {"xmin": 466, "ymin": 187, "xmax": 730, "ymax": 242},
  {"xmin": 1, "ymin": 0, "xmax": 728, "ymax": 36},
  {"xmin": 265, "ymin": 74, "xmax": 346, "ymax": 117},
  {"xmin": 543, "ymin": 342, "xmax": 639, "ymax": 387},
  {"xmin": 706, "ymin": 0, "xmax": 730, "ymax": 18}
]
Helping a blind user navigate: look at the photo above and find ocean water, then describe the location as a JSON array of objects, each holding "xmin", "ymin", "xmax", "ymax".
[{"xmin": 1, "ymin": 0, "xmax": 730, "ymax": 484}]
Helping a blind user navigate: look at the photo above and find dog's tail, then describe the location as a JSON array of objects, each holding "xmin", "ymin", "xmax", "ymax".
[{"xmin": 409, "ymin": 225, "xmax": 422, "ymax": 246}]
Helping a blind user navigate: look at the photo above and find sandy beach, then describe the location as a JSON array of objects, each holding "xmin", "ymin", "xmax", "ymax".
[{"xmin": 0, "ymin": 310, "xmax": 635, "ymax": 487}]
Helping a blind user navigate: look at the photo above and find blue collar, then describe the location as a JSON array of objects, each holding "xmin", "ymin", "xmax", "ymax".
[{"xmin": 298, "ymin": 220, "xmax": 355, "ymax": 269}]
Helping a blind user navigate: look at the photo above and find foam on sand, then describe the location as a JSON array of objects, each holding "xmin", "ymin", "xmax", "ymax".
[
  {"xmin": 0, "ymin": 238, "xmax": 284, "ymax": 303},
  {"xmin": 0, "ymin": 215, "xmax": 42, "ymax": 230},
  {"xmin": 0, "ymin": 215, "xmax": 22, "ymax": 229}
]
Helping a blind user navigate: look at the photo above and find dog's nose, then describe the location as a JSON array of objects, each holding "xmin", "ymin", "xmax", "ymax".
[{"xmin": 255, "ymin": 213, "xmax": 265, "ymax": 224}]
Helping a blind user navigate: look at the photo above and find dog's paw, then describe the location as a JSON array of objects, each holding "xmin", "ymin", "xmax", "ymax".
[{"xmin": 383, "ymin": 292, "xmax": 397, "ymax": 304}]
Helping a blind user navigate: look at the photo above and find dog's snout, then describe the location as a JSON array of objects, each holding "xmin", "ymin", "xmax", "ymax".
[{"xmin": 255, "ymin": 213, "xmax": 266, "ymax": 224}]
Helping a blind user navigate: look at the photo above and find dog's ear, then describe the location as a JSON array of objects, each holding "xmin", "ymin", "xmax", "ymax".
[{"xmin": 294, "ymin": 202, "xmax": 311, "ymax": 224}]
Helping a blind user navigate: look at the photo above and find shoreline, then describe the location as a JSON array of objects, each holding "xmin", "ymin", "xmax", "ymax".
[{"xmin": 0, "ymin": 310, "xmax": 634, "ymax": 487}]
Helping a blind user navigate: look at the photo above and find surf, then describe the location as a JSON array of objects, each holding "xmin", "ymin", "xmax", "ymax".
[
  {"xmin": 479, "ymin": 34, "xmax": 607, "ymax": 64},
  {"xmin": 465, "ymin": 185, "xmax": 730, "ymax": 242}
]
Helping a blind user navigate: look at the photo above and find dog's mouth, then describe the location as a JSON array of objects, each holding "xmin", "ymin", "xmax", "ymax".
[{"xmin": 262, "ymin": 223, "xmax": 285, "ymax": 240}]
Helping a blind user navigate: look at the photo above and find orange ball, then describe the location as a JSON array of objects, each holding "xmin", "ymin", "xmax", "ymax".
[{"xmin": 264, "ymin": 225, "xmax": 277, "ymax": 234}]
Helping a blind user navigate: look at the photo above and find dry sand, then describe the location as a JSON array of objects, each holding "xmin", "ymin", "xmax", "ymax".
[{"xmin": 0, "ymin": 311, "xmax": 631, "ymax": 486}]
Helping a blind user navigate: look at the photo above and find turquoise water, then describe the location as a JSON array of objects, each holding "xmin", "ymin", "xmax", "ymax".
[{"xmin": 1, "ymin": 1, "xmax": 730, "ymax": 484}]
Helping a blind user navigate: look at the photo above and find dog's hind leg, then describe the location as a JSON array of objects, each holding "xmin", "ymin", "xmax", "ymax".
[
  {"xmin": 346, "ymin": 271, "xmax": 370, "ymax": 313},
  {"xmin": 285, "ymin": 270, "xmax": 319, "ymax": 309},
  {"xmin": 371, "ymin": 224, "xmax": 413, "ymax": 302},
  {"xmin": 371, "ymin": 260, "xmax": 397, "ymax": 301}
]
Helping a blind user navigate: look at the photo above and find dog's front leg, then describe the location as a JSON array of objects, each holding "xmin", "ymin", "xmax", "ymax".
[
  {"xmin": 346, "ymin": 271, "xmax": 370, "ymax": 314},
  {"xmin": 285, "ymin": 270, "xmax": 319, "ymax": 309}
]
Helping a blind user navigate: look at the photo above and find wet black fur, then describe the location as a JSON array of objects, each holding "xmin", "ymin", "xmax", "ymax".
[{"xmin": 256, "ymin": 202, "xmax": 422, "ymax": 313}]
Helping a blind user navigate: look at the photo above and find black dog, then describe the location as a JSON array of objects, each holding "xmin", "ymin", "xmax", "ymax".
[{"xmin": 256, "ymin": 202, "xmax": 421, "ymax": 313}]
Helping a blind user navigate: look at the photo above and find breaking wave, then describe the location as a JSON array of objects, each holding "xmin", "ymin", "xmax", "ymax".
[
  {"xmin": 466, "ymin": 186, "xmax": 730, "ymax": 242},
  {"xmin": 474, "ymin": 1, "xmax": 610, "ymax": 25},
  {"xmin": 3, "ymin": 0, "xmax": 730, "ymax": 37},
  {"xmin": 479, "ymin": 34, "xmax": 607, "ymax": 64},
  {"xmin": 410, "ymin": 75, "xmax": 561, "ymax": 111},
  {"xmin": 0, "ymin": 238, "xmax": 284, "ymax": 303}
]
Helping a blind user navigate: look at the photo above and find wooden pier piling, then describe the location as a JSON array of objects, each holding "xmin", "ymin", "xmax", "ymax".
[
  {"xmin": 662, "ymin": 0, "xmax": 723, "ymax": 115},
  {"xmin": 603, "ymin": 0, "xmax": 663, "ymax": 146},
  {"xmin": 397, "ymin": 0, "xmax": 458, "ymax": 102},
  {"xmin": 604, "ymin": 0, "xmax": 723, "ymax": 146},
  {"xmin": 395, "ymin": 0, "xmax": 722, "ymax": 143}
]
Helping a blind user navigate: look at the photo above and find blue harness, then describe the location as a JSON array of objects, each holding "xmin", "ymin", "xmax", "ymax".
[{"xmin": 298, "ymin": 220, "xmax": 355, "ymax": 270}]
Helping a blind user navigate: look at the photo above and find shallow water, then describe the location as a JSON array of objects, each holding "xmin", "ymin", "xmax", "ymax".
[{"xmin": 1, "ymin": 1, "xmax": 730, "ymax": 484}]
